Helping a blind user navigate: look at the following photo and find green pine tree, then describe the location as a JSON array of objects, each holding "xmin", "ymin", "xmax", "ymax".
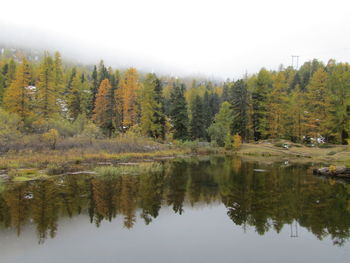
[
  {"xmin": 140, "ymin": 73, "xmax": 166, "ymax": 138},
  {"xmin": 169, "ymin": 83, "xmax": 189, "ymax": 140},
  {"xmin": 252, "ymin": 68, "xmax": 272, "ymax": 140},
  {"xmin": 208, "ymin": 102, "xmax": 233, "ymax": 146},
  {"xmin": 230, "ymin": 79, "xmax": 249, "ymax": 140},
  {"xmin": 190, "ymin": 95, "xmax": 205, "ymax": 140}
]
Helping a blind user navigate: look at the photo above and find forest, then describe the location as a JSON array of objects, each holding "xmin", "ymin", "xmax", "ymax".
[{"xmin": 1, "ymin": 47, "xmax": 350, "ymax": 153}]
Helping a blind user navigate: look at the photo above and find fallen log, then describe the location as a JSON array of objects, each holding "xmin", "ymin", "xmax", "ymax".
[{"xmin": 313, "ymin": 166, "xmax": 350, "ymax": 178}]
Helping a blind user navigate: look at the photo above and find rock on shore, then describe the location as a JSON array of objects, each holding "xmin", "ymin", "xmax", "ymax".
[{"xmin": 313, "ymin": 166, "xmax": 350, "ymax": 178}]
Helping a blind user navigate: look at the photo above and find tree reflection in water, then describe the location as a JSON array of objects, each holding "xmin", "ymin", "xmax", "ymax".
[{"xmin": 0, "ymin": 157, "xmax": 349, "ymax": 245}]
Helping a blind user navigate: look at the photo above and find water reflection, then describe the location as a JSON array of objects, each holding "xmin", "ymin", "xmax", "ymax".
[{"xmin": 0, "ymin": 157, "xmax": 349, "ymax": 245}]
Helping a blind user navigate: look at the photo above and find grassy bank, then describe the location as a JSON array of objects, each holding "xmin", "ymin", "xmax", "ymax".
[
  {"xmin": 1, "ymin": 138, "xmax": 350, "ymax": 182},
  {"xmin": 236, "ymin": 140, "xmax": 350, "ymax": 164}
]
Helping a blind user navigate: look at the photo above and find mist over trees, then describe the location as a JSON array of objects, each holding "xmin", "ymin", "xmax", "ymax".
[{"xmin": 1, "ymin": 47, "xmax": 350, "ymax": 148}]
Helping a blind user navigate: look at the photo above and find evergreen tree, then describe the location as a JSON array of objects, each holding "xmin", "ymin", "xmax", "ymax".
[
  {"xmin": 169, "ymin": 83, "xmax": 189, "ymax": 140},
  {"xmin": 252, "ymin": 68, "xmax": 271, "ymax": 140},
  {"xmin": 140, "ymin": 73, "xmax": 165, "ymax": 138},
  {"xmin": 209, "ymin": 92, "xmax": 220, "ymax": 117},
  {"xmin": 190, "ymin": 95, "xmax": 205, "ymax": 139},
  {"xmin": 153, "ymin": 73, "xmax": 166, "ymax": 139},
  {"xmin": 98, "ymin": 60, "xmax": 109, "ymax": 85},
  {"xmin": 88, "ymin": 65, "xmax": 99, "ymax": 116},
  {"xmin": 66, "ymin": 67, "xmax": 77, "ymax": 94},
  {"xmin": 230, "ymin": 79, "xmax": 249, "ymax": 140},
  {"xmin": 221, "ymin": 82, "xmax": 230, "ymax": 103},
  {"xmin": 202, "ymin": 91, "xmax": 212, "ymax": 133},
  {"xmin": 67, "ymin": 73, "xmax": 86, "ymax": 120}
]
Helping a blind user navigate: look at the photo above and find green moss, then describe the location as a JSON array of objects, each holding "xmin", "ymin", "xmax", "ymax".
[{"xmin": 13, "ymin": 176, "xmax": 32, "ymax": 182}]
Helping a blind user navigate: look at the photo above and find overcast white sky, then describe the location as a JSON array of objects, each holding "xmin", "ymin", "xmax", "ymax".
[{"xmin": 1, "ymin": 0, "xmax": 350, "ymax": 78}]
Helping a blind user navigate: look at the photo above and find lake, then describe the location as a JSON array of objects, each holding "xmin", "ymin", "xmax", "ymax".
[{"xmin": 0, "ymin": 157, "xmax": 349, "ymax": 263}]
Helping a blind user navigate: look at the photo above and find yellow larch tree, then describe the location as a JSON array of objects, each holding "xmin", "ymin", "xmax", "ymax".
[
  {"xmin": 36, "ymin": 53, "xmax": 58, "ymax": 120},
  {"xmin": 3, "ymin": 57, "xmax": 33, "ymax": 122},
  {"xmin": 117, "ymin": 68, "xmax": 141, "ymax": 129},
  {"xmin": 93, "ymin": 79, "xmax": 115, "ymax": 136},
  {"xmin": 268, "ymin": 71, "xmax": 288, "ymax": 138}
]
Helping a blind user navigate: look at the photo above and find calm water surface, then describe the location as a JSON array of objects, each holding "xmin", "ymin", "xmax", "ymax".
[{"xmin": 0, "ymin": 157, "xmax": 349, "ymax": 263}]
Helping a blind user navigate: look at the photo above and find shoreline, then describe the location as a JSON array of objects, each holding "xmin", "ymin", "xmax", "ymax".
[{"xmin": 1, "ymin": 142, "xmax": 349, "ymax": 182}]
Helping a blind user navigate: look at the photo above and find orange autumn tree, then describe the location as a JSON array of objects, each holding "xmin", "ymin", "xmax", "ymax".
[
  {"xmin": 93, "ymin": 79, "xmax": 115, "ymax": 137},
  {"xmin": 117, "ymin": 68, "xmax": 141, "ymax": 130}
]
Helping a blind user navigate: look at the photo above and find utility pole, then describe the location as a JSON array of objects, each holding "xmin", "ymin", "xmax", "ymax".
[
  {"xmin": 290, "ymin": 221, "xmax": 299, "ymax": 238},
  {"xmin": 291, "ymin": 55, "xmax": 300, "ymax": 70}
]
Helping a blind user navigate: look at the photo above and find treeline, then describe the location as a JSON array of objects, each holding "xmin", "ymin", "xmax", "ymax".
[{"xmin": 1, "ymin": 49, "xmax": 350, "ymax": 146}]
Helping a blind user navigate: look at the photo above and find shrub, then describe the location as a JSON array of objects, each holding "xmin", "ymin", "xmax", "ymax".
[
  {"xmin": 80, "ymin": 122, "xmax": 103, "ymax": 142},
  {"xmin": 224, "ymin": 133, "xmax": 232, "ymax": 150},
  {"xmin": 42, "ymin": 129, "xmax": 59, "ymax": 150},
  {"xmin": 0, "ymin": 108, "xmax": 21, "ymax": 144}
]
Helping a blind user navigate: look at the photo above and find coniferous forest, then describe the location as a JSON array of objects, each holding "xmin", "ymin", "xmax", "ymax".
[{"xmin": 1, "ymin": 47, "xmax": 350, "ymax": 152}]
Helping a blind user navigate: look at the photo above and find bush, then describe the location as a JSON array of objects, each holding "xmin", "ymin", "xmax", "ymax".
[
  {"xmin": 48, "ymin": 114, "xmax": 86, "ymax": 138},
  {"xmin": 42, "ymin": 129, "xmax": 59, "ymax": 150},
  {"xmin": 80, "ymin": 122, "xmax": 103, "ymax": 142}
]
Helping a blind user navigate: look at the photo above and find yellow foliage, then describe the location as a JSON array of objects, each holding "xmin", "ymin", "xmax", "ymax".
[
  {"xmin": 329, "ymin": 165, "xmax": 337, "ymax": 173},
  {"xmin": 43, "ymin": 129, "xmax": 59, "ymax": 149},
  {"xmin": 117, "ymin": 68, "xmax": 140, "ymax": 128},
  {"xmin": 233, "ymin": 134, "xmax": 242, "ymax": 150},
  {"xmin": 93, "ymin": 79, "xmax": 113, "ymax": 130},
  {"xmin": 3, "ymin": 57, "xmax": 32, "ymax": 121}
]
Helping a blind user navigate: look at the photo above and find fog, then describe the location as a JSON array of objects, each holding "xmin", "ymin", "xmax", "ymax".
[{"xmin": 1, "ymin": 0, "xmax": 350, "ymax": 78}]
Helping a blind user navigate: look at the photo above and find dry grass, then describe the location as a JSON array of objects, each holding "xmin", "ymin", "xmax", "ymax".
[
  {"xmin": 238, "ymin": 141, "xmax": 350, "ymax": 163},
  {"xmin": 0, "ymin": 148, "xmax": 191, "ymax": 170}
]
